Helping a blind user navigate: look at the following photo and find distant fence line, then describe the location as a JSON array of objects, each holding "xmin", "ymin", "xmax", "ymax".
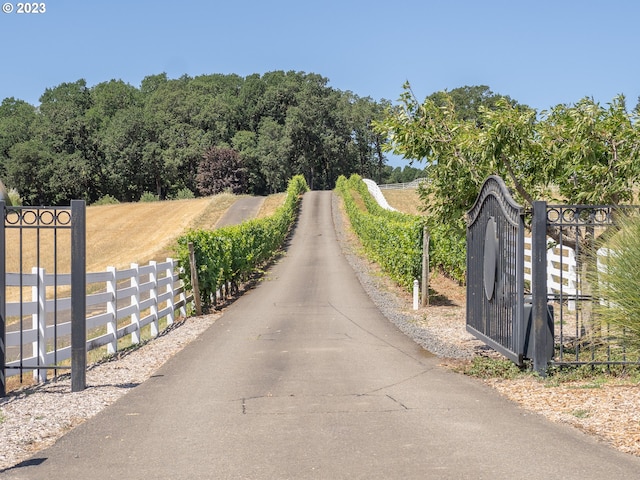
[
  {"xmin": 378, "ymin": 178, "xmax": 427, "ymax": 190},
  {"xmin": 5, "ymin": 258, "xmax": 190, "ymax": 383}
]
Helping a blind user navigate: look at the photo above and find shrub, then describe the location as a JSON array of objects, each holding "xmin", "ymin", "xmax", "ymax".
[
  {"xmin": 140, "ymin": 191, "xmax": 159, "ymax": 202},
  {"xmin": 93, "ymin": 194, "xmax": 120, "ymax": 205},
  {"xmin": 591, "ymin": 213, "xmax": 640, "ymax": 352},
  {"xmin": 171, "ymin": 188, "xmax": 195, "ymax": 200}
]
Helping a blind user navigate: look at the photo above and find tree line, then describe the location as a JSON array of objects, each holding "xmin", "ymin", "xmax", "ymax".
[{"xmin": 0, "ymin": 71, "xmax": 393, "ymax": 205}]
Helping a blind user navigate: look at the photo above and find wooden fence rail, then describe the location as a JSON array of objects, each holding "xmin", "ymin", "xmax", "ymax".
[{"xmin": 5, "ymin": 258, "xmax": 190, "ymax": 382}]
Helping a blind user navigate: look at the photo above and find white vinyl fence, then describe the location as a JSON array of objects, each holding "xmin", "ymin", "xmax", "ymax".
[
  {"xmin": 377, "ymin": 178, "xmax": 427, "ymax": 190},
  {"xmin": 524, "ymin": 239, "xmax": 613, "ymax": 310},
  {"xmin": 363, "ymin": 178, "xmax": 398, "ymax": 211},
  {"xmin": 524, "ymin": 237, "xmax": 578, "ymax": 309},
  {"xmin": 5, "ymin": 258, "xmax": 190, "ymax": 382}
]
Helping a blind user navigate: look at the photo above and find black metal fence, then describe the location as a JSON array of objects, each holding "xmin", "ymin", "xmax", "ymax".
[
  {"xmin": 467, "ymin": 176, "xmax": 640, "ymax": 372},
  {"xmin": 541, "ymin": 203, "xmax": 640, "ymax": 367},
  {"xmin": 0, "ymin": 200, "xmax": 86, "ymax": 397}
]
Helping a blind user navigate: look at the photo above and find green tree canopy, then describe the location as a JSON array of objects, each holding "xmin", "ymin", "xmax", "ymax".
[
  {"xmin": 376, "ymin": 82, "xmax": 640, "ymax": 223},
  {"xmin": 0, "ymin": 71, "xmax": 390, "ymax": 204}
]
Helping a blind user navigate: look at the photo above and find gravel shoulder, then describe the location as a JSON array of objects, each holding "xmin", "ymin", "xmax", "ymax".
[{"xmin": 1, "ymin": 193, "xmax": 638, "ymax": 471}]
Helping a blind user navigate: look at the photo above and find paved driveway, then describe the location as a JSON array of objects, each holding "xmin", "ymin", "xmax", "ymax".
[
  {"xmin": 215, "ymin": 196, "xmax": 265, "ymax": 227},
  {"xmin": 3, "ymin": 191, "xmax": 639, "ymax": 479}
]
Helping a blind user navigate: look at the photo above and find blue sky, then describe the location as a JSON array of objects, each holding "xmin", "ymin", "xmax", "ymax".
[{"xmin": 1, "ymin": 0, "xmax": 639, "ymax": 167}]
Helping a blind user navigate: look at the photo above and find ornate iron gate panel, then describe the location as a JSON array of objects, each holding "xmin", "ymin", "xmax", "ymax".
[
  {"xmin": 0, "ymin": 200, "xmax": 86, "ymax": 397},
  {"xmin": 466, "ymin": 176, "xmax": 525, "ymax": 364},
  {"xmin": 543, "ymin": 203, "xmax": 640, "ymax": 367}
]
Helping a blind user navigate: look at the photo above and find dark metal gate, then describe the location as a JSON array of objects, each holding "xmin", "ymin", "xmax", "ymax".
[
  {"xmin": 466, "ymin": 176, "xmax": 526, "ymax": 364},
  {"xmin": 0, "ymin": 200, "xmax": 86, "ymax": 397},
  {"xmin": 541, "ymin": 202, "xmax": 640, "ymax": 367},
  {"xmin": 467, "ymin": 175, "xmax": 640, "ymax": 372}
]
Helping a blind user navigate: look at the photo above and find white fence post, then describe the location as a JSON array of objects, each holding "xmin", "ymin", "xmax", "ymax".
[
  {"xmin": 166, "ymin": 258, "xmax": 175, "ymax": 325},
  {"xmin": 106, "ymin": 266, "xmax": 118, "ymax": 354},
  {"xmin": 130, "ymin": 263, "xmax": 141, "ymax": 344},
  {"xmin": 566, "ymin": 249, "xmax": 577, "ymax": 311},
  {"xmin": 413, "ymin": 279, "xmax": 419, "ymax": 310},
  {"xmin": 32, "ymin": 267, "xmax": 47, "ymax": 383},
  {"xmin": 177, "ymin": 259, "xmax": 188, "ymax": 318},
  {"xmin": 149, "ymin": 260, "xmax": 159, "ymax": 337}
]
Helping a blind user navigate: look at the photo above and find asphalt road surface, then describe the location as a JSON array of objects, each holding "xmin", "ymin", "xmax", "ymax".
[
  {"xmin": 3, "ymin": 191, "xmax": 640, "ymax": 479},
  {"xmin": 215, "ymin": 196, "xmax": 266, "ymax": 227}
]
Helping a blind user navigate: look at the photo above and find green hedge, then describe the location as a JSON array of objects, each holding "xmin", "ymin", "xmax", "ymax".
[
  {"xmin": 428, "ymin": 219, "xmax": 466, "ymax": 284},
  {"xmin": 175, "ymin": 175, "xmax": 309, "ymax": 310},
  {"xmin": 335, "ymin": 174, "xmax": 424, "ymax": 291}
]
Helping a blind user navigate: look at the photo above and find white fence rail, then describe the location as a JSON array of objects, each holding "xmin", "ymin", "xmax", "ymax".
[
  {"xmin": 5, "ymin": 258, "xmax": 189, "ymax": 382},
  {"xmin": 523, "ymin": 239, "xmax": 617, "ymax": 311},
  {"xmin": 524, "ymin": 237, "xmax": 578, "ymax": 309},
  {"xmin": 378, "ymin": 178, "xmax": 427, "ymax": 190},
  {"xmin": 363, "ymin": 178, "xmax": 398, "ymax": 211}
]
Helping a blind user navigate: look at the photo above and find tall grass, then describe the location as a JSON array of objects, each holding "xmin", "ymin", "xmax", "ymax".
[{"xmin": 591, "ymin": 213, "xmax": 640, "ymax": 353}]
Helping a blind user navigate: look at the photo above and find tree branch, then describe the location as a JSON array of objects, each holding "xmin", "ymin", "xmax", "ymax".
[{"xmin": 500, "ymin": 153, "xmax": 534, "ymax": 206}]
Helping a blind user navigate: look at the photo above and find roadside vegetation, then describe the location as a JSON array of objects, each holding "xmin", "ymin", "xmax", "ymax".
[
  {"xmin": 175, "ymin": 175, "xmax": 308, "ymax": 311},
  {"xmin": 335, "ymin": 174, "xmax": 423, "ymax": 292}
]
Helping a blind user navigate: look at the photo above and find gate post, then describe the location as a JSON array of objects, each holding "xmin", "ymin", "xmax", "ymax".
[
  {"xmin": 71, "ymin": 200, "xmax": 86, "ymax": 392},
  {"xmin": 531, "ymin": 201, "xmax": 553, "ymax": 374},
  {"xmin": 0, "ymin": 201, "xmax": 5, "ymax": 397}
]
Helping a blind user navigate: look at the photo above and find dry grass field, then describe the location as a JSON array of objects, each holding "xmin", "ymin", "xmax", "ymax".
[
  {"xmin": 380, "ymin": 189, "xmax": 424, "ymax": 216},
  {"xmin": 6, "ymin": 192, "xmax": 286, "ymax": 282}
]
